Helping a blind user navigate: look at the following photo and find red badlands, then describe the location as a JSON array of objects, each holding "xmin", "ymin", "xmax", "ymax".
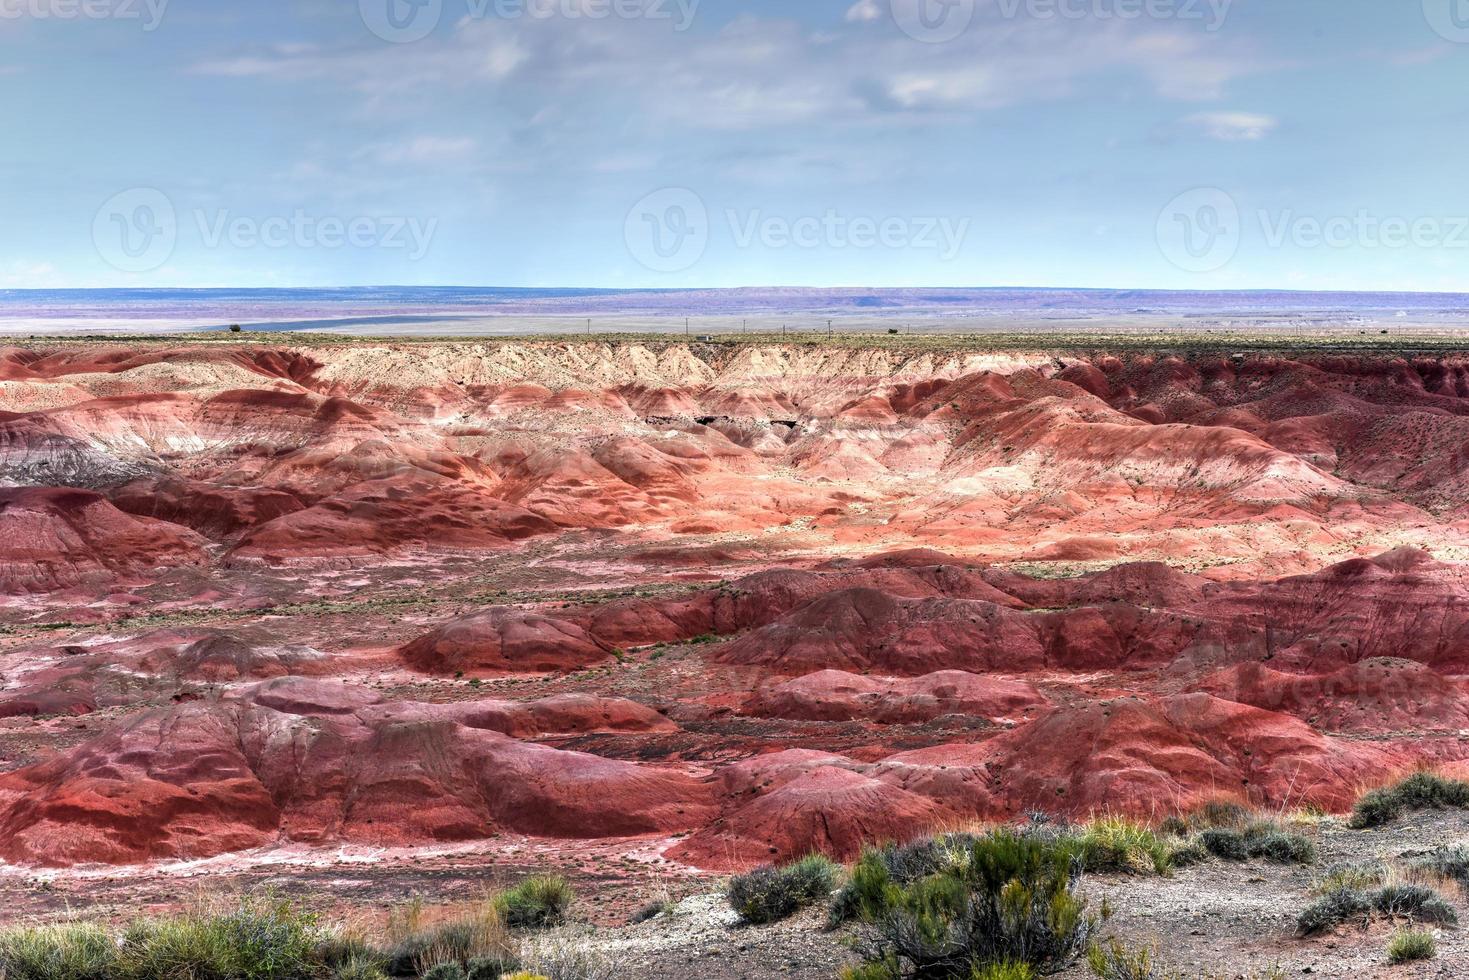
[{"xmin": 2, "ymin": 339, "xmax": 1469, "ymax": 871}]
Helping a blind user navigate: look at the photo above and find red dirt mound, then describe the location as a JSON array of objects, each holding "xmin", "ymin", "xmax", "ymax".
[
  {"xmin": 1195, "ymin": 658, "xmax": 1469, "ymax": 733},
  {"xmin": 668, "ymin": 765, "xmax": 946, "ymax": 868},
  {"xmin": 954, "ymin": 693, "xmax": 1400, "ymax": 816},
  {"xmin": 0, "ymin": 487, "xmax": 207, "ymax": 593},
  {"xmin": 743, "ymin": 669, "xmax": 1047, "ymax": 723},
  {"xmin": 0, "ymin": 688, "xmax": 713, "ymax": 866},
  {"xmin": 228, "ymin": 475, "xmax": 556, "ymax": 567}
]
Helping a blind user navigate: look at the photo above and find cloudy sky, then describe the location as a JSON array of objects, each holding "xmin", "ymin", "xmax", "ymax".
[{"xmin": 1, "ymin": 0, "xmax": 1467, "ymax": 290}]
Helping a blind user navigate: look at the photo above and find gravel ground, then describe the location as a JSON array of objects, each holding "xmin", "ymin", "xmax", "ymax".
[{"xmin": 524, "ymin": 810, "xmax": 1469, "ymax": 979}]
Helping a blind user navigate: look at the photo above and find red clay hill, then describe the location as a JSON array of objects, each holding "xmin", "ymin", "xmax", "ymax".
[{"xmin": 3, "ymin": 339, "xmax": 1469, "ymax": 870}]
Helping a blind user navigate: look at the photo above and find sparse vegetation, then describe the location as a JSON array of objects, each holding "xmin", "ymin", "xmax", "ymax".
[
  {"xmin": 728, "ymin": 854, "xmax": 840, "ymax": 924},
  {"xmin": 494, "ymin": 876, "xmax": 575, "ymax": 929},
  {"xmin": 0, "ymin": 897, "xmax": 374, "ymax": 980},
  {"xmin": 1074, "ymin": 819, "xmax": 1175, "ymax": 875},
  {"xmin": 1386, "ymin": 928, "xmax": 1436, "ymax": 964},
  {"xmin": 1409, "ymin": 843, "xmax": 1469, "ymax": 887},
  {"xmin": 840, "ymin": 829, "xmax": 1098, "ymax": 979},
  {"xmin": 1087, "ymin": 940, "xmax": 1179, "ymax": 980},
  {"xmin": 382, "ymin": 899, "xmax": 518, "ymax": 977},
  {"xmin": 1199, "ymin": 824, "xmax": 1316, "ymax": 865},
  {"xmin": 1297, "ymin": 883, "xmax": 1457, "ymax": 936},
  {"xmin": 1349, "ymin": 772, "xmax": 1469, "ymax": 829}
]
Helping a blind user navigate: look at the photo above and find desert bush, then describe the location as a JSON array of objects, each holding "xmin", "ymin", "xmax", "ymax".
[
  {"xmin": 118, "ymin": 897, "xmax": 324, "ymax": 980},
  {"xmin": 1166, "ymin": 840, "xmax": 1210, "ymax": 868},
  {"xmin": 1309, "ymin": 863, "xmax": 1384, "ymax": 896},
  {"xmin": 0, "ymin": 898, "xmax": 365, "ymax": 980},
  {"xmin": 971, "ymin": 963, "xmax": 1037, "ymax": 980},
  {"xmin": 1198, "ymin": 824, "xmax": 1315, "ymax": 865},
  {"xmin": 1199, "ymin": 828, "xmax": 1249, "ymax": 862},
  {"xmin": 381, "ymin": 902, "xmax": 516, "ymax": 977},
  {"xmin": 1387, "ymin": 928, "xmax": 1436, "ymax": 964},
  {"xmin": 1297, "ymin": 888, "xmax": 1372, "ymax": 936},
  {"xmin": 1248, "ymin": 830, "xmax": 1317, "ymax": 865},
  {"xmin": 1349, "ymin": 771, "xmax": 1469, "ymax": 829},
  {"xmin": 495, "ymin": 876, "xmax": 575, "ymax": 929},
  {"xmin": 0, "ymin": 922, "xmax": 119, "ymax": 980},
  {"xmin": 1191, "ymin": 799, "xmax": 1251, "ymax": 830},
  {"xmin": 1086, "ymin": 939, "xmax": 1180, "ymax": 980},
  {"xmin": 1411, "ymin": 844, "xmax": 1469, "ymax": 887},
  {"xmin": 1373, "ymin": 884, "xmax": 1457, "ymax": 924},
  {"xmin": 333, "ymin": 957, "xmax": 392, "ymax": 980},
  {"xmin": 1075, "ymin": 819, "xmax": 1173, "ymax": 875},
  {"xmin": 844, "ymin": 829, "xmax": 1097, "ymax": 978},
  {"xmin": 423, "ymin": 965, "xmax": 467, "ymax": 980},
  {"xmin": 728, "ymin": 854, "xmax": 840, "ymax": 924},
  {"xmin": 1297, "ymin": 883, "xmax": 1457, "ymax": 936}
]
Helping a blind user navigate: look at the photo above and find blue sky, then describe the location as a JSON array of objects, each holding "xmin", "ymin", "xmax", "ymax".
[{"xmin": 1, "ymin": 0, "xmax": 1467, "ymax": 290}]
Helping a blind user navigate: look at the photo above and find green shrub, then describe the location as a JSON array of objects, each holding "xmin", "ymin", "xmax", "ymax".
[
  {"xmin": 728, "ymin": 854, "xmax": 839, "ymax": 924},
  {"xmin": 1167, "ymin": 840, "xmax": 1210, "ymax": 868},
  {"xmin": 840, "ymin": 956, "xmax": 903, "ymax": 980},
  {"xmin": 1387, "ymin": 928, "xmax": 1436, "ymax": 964},
  {"xmin": 0, "ymin": 898, "xmax": 364, "ymax": 980},
  {"xmin": 1248, "ymin": 831, "xmax": 1317, "ymax": 865},
  {"xmin": 423, "ymin": 965, "xmax": 467, "ymax": 980},
  {"xmin": 1297, "ymin": 883, "xmax": 1457, "ymax": 936},
  {"xmin": 1349, "ymin": 772, "xmax": 1469, "ymax": 829},
  {"xmin": 1200, "ymin": 828, "xmax": 1249, "ymax": 862},
  {"xmin": 1373, "ymin": 884, "xmax": 1457, "ymax": 924},
  {"xmin": 1087, "ymin": 939, "xmax": 1180, "ymax": 980},
  {"xmin": 845, "ymin": 829, "xmax": 1097, "ymax": 978},
  {"xmin": 1297, "ymin": 888, "xmax": 1372, "ymax": 936},
  {"xmin": 381, "ymin": 905, "xmax": 515, "ymax": 977},
  {"xmin": 333, "ymin": 957, "xmax": 392, "ymax": 980},
  {"xmin": 0, "ymin": 922, "xmax": 119, "ymax": 980},
  {"xmin": 495, "ymin": 876, "xmax": 575, "ymax": 929},
  {"xmin": 1075, "ymin": 819, "xmax": 1173, "ymax": 875},
  {"xmin": 1310, "ymin": 864, "xmax": 1384, "ymax": 896},
  {"xmin": 465, "ymin": 955, "xmax": 521, "ymax": 980},
  {"xmin": 971, "ymin": 963, "xmax": 1037, "ymax": 980},
  {"xmin": 119, "ymin": 898, "xmax": 323, "ymax": 980},
  {"xmin": 1199, "ymin": 825, "xmax": 1314, "ymax": 865}
]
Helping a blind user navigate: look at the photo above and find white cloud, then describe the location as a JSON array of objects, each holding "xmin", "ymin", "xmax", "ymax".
[
  {"xmin": 0, "ymin": 261, "xmax": 64, "ymax": 288},
  {"xmin": 191, "ymin": 8, "xmax": 1273, "ymax": 128},
  {"xmin": 367, "ymin": 136, "xmax": 480, "ymax": 165},
  {"xmin": 1182, "ymin": 111, "xmax": 1279, "ymax": 141}
]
